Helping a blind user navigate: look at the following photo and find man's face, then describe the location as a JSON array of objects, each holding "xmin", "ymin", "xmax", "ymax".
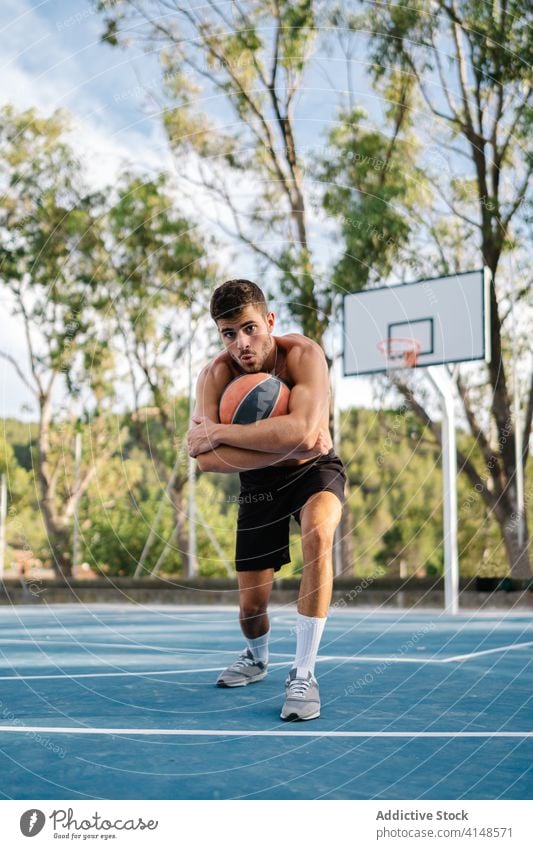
[{"xmin": 217, "ymin": 305, "xmax": 275, "ymax": 373}]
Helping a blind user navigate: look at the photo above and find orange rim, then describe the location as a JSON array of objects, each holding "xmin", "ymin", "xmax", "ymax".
[{"xmin": 376, "ymin": 337, "xmax": 421, "ymax": 368}]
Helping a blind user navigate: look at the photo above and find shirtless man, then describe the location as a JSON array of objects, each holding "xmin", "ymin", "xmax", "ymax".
[{"xmin": 187, "ymin": 279, "xmax": 346, "ymax": 720}]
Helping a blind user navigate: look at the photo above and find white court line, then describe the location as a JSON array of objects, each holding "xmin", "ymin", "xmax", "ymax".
[
  {"xmin": 0, "ymin": 638, "xmax": 308, "ymax": 660},
  {"xmin": 0, "ymin": 638, "xmax": 443, "ymax": 663},
  {"xmin": 316, "ymin": 654, "xmax": 444, "ymax": 664},
  {"xmin": 1, "ymin": 646, "xmax": 531, "ymax": 682},
  {"xmin": 0, "ymin": 661, "xmax": 291, "ymax": 681},
  {"xmin": 0, "ymin": 653, "xmax": 452, "ymax": 681},
  {"xmin": 4, "ymin": 638, "xmax": 431, "ymax": 663},
  {"xmin": 442, "ymin": 640, "xmax": 533, "ymax": 662},
  {"xmin": 0, "ymin": 725, "xmax": 531, "ymax": 739},
  {"xmin": 0, "ymin": 638, "xmax": 238, "ymax": 653}
]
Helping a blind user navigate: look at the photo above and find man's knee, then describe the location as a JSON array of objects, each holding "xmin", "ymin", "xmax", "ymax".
[
  {"xmin": 300, "ymin": 491, "xmax": 342, "ymax": 529},
  {"xmin": 240, "ymin": 597, "xmax": 268, "ymax": 623},
  {"xmin": 300, "ymin": 497, "xmax": 340, "ymax": 562},
  {"xmin": 301, "ymin": 522, "xmax": 336, "ymax": 551}
]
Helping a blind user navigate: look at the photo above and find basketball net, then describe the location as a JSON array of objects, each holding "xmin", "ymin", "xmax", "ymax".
[{"xmin": 376, "ymin": 337, "xmax": 421, "ymax": 373}]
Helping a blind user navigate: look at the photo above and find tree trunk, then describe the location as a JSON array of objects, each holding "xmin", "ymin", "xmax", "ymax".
[
  {"xmin": 48, "ymin": 527, "xmax": 73, "ymax": 582},
  {"xmin": 499, "ymin": 513, "xmax": 531, "ymax": 581},
  {"xmin": 395, "ymin": 380, "xmax": 532, "ymax": 580},
  {"xmin": 37, "ymin": 393, "xmax": 73, "ymax": 579},
  {"xmin": 339, "ymin": 495, "xmax": 355, "ymax": 576},
  {"xmin": 170, "ymin": 482, "xmax": 189, "ymax": 575},
  {"xmin": 458, "ymin": 450, "xmax": 532, "ymax": 580},
  {"xmin": 39, "ymin": 508, "xmax": 73, "ymax": 579}
]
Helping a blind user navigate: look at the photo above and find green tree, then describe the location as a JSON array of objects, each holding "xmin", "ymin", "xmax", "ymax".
[
  {"xmin": 100, "ymin": 174, "xmax": 216, "ymax": 576},
  {"xmin": 326, "ymin": 0, "xmax": 532, "ymax": 577},
  {"xmin": 319, "ymin": 67, "xmax": 424, "ymax": 292},
  {"xmin": 97, "ymin": 0, "xmax": 333, "ymax": 343},
  {"xmin": 0, "ymin": 107, "xmax": 119, "ymax": 577}
]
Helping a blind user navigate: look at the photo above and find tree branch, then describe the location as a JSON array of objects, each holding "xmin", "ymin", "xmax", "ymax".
[
  {"xmin": 0, "ymin": 350, "xmax": 36, "ymax": 396},
  {"xmin": 266, "ymin": 7, "xmax": 308, "ymax": 249},
  {"xmin": 380, "ymin": 77, "xmax": 411, "ymax": 187},
  {"xmin": 502, "ymin": 158, "xmax": 533, "ymax": 231},
  {"xmin": 431, "ymin": 29, "xmax": 464, "ymax": 125},
  {"xmin": 133, "ymin": 0, "xmax": 294, "ymax": 202},
  {"xmin": 456, "ymin": 373, "xmax": 502, "ymax": 476},
  {"xmin": 402, "ymin": 51, "xmax": 463, "ymax": 127},
  {"xmin": 424, "ymin": 173, "xmax": 480, "ymax": 228},
  {"xmin": 500, "ymin": 283, "xmax": 532, "ymax": 324},
  {"xmin": 393, "ymin": 376, "xmax": 500, "ymax": 511},
  {"xmin": 16, "ymin": 293, "xmax": 44, "ymax": 397},
  {"xmin": 63, "ymin": 431, "xmax": 126, "ymax": 520},
  {"xmin": 211, "ymin": 172, "xmax": 286, "ymax": 269},
  {"xmin": 495, "ymin": 88, "xmax": 531, "ymax": 168}
]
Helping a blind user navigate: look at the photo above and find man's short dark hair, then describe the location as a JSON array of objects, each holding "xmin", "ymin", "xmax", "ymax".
[{"xmin": 210, "ymin": 279, "xmax": 268, "ymax": 323}]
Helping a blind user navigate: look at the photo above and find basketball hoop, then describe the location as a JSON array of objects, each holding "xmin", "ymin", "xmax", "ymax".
[{"xmin": 377, "ymin": 337, "xmax": 421, "ymax": 369}]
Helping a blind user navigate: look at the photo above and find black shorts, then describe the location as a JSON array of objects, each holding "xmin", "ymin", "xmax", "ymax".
[{"xmin": 235, "ymin": 450, "xmax": 346, "ymax": 573}]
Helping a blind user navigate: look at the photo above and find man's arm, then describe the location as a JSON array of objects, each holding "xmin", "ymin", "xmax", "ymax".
[
  {"xmin": 196, "ymin": 444, "xmax": 319, "ymax": 474},
  {"xmin": 190, "ymin": 360, "xmax": 322, "ymax": 472},
  {"xmin": 190, "ymin": 342, "xmax": 330, "ymax": 455}
]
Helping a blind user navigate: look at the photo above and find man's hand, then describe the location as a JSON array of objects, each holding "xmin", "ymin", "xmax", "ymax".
[
  {"xmin": 187, "ymin": 415, "xmax": 220, "ymax": 457},
  {"xmin": 293, "ymin": 427, "xmax": 332, "ymax": 459},
  {"xmin": 313, "ymin": 427, "xmax": 333, "ymax": 455},
  {"xmin": 188, "ymin": 416, "xmax": 333, "ymax": 460}
]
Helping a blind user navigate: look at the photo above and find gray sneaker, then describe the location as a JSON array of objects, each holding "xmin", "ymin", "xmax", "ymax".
[
  {"xmin": 280, "ymin": 669, "xmax": 320, "ymax": 721},
  {"xmin": 216, "ymin": 649, "xmax": 268, "ymax": 688}
]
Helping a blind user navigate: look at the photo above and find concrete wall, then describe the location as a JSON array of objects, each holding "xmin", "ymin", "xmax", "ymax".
[{"xmin": 1, "ymin": 578, "xmax": 532, "ymax": 609}]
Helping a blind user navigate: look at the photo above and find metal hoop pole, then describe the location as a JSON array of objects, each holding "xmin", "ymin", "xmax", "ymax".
[
  {"xmin": 0, "ymin": 474, "xmax": 7, "ymax": 579},
  {"xmin": 427, "ymin": 366, "xmax": 459, "ymax": 615}
]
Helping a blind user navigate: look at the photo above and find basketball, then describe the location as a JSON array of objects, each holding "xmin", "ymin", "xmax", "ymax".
[{"xmin": 219, "ymin": 373, "xmax": 290, "ymax": 425}]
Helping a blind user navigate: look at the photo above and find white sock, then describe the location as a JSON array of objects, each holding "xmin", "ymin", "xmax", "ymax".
[
  {"xmin": 246, "ymin": 629, "xmax": 270, "ymax": 664},
  {"xmin": 292, "ymin": 613, "xmax": 327, "ymax": 678}
]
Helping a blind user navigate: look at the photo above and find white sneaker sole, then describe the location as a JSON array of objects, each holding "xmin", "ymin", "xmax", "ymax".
[
  {"xmin": 216, "ymin": 668, "xmax": 268, "ymax": 688},
  {"xmin": 280, "ymin": 707, "xmax": 321, "ymax": 721}
]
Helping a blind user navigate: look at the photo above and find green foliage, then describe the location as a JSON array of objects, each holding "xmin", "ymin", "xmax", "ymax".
[
  {"xmin": 367, "ymin": 0, "xmax": 433, "ymax": 74},
  {"xmin": 279, "ymin": 0, "xmax": 316, "ymax": 73},
  {"xmin": 106, "ymin": 173, "xmax": 211, "ymax": 319},
  {"xmin": 194, "ymin": 476, "xmax": 237, "ymax": 577},
  {"xmin": 0, "ymin": 435, "xmax": 33, "ymax": 510},
  {"xmin": 374, "ymin": 524, "xmax": 404, "ymax": 570},
  {"xmin": 1, "ymin": 419, "xmax": 37, "ymax": 470},
  {"xmin": 366, "ymin": 0, "xmax": 532, "ymax": 90},
  {"xmin": 84, "ymin": 470, "xmax": 177, "ymax": 577},
  {"xmin": 365, "ymin": 0, "xmax": 532, "ymax": 255},
  {"xmin": 2, "ymin": 407, "xmax": 529, "ymax": 578},
  {"xmin": 1, "ymin": 430, "xmax": 49, "ymax": 559},
  {"xmin": 342, "ymin": 407, "xmax": 443, "ymax": 576},
  {"xmin": 278, "ymin": 248, "xmax": 331, "ymax": 343},
  {"xmin": 319, "ymin": 108, "xmax": 424, "ymax": 292},
  {"xmin": 96, "ymin": 1, "xmax": 329, "ymax": 343},
  {"xmin": 108, "ymin": 174, "xmax": 206, "ymax": 287},
  {"xmin": 0, "ymin": 106, "xmax": 217, "ymax": 577},
  {"xmin": 0, "ymin": 106, "xmax": 114, "ymax": 400}
]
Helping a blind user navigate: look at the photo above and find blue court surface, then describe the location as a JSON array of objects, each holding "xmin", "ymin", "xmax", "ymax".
[{"xmin": 0, "ymin": 604, "xmax": 531, "ymax": 800}]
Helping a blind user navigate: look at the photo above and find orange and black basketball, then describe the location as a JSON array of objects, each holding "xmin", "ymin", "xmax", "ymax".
[{"xmin": 219, "ymin": 373, "xmax": 290, "ymax": 425}]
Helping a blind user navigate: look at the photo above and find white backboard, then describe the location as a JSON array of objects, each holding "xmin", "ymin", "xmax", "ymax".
[{"xmin": 343, "ymin": 269, "xmax": 490, "ymax": 376}]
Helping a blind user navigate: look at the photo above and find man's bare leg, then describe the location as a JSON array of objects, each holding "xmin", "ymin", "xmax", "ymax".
[
  {"xmin": 238, "ymin": 568, "xmax": 274, "ymax": 639},
  {"xmin": 298, "ymin": 491, "xmax": 342, "ymax": 617},
  {"xmin": 216, "ymin": 568, "xmax": 274, "ymax": 687},
  {"xmin": 280, "ymin": 491, "xmax": 342, "ymax": 719},
  {"xmin": 293, "ymin": 491, "xmax": 342, "ymax": 676}
]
